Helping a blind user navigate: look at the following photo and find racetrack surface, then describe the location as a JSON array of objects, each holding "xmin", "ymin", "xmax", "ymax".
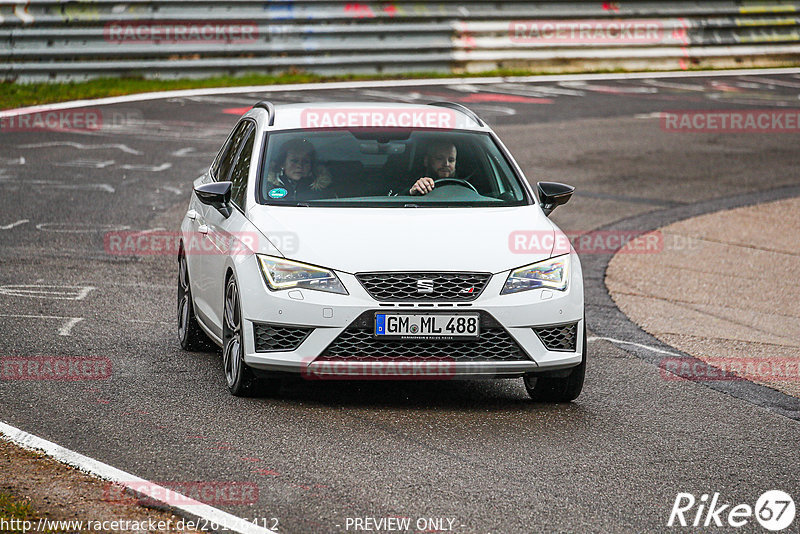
[{"xmin": 1, "ymin": 72, "xmax": 799, "ymax": 533}]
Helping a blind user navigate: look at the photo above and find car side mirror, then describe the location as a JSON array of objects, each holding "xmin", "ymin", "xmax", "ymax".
[
  {"xmin": 537, "ymin": 181, "xmax": 575, "ymax": 217},
  {"xmin": 195, "ymin": 181, "xmax": 232, "ymax": 218}
]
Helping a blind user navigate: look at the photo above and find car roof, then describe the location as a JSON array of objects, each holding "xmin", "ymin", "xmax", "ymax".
[{"xmin": 246, "ymin": 101, "xmax": 489, "ymax": 131}]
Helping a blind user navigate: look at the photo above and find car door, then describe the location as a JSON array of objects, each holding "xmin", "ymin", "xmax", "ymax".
[
  {"xmin": 200, "ymin": 120, "xmax": 257, "ymax": 336},
  {"xmin": 190, "ymin": 119, "xmax": 252, "ymax": 332}
]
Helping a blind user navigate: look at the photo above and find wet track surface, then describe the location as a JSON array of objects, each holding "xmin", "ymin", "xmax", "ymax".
[{"xmin": 1, "ymin": 72, "xmax": 799, "ymax": 533}]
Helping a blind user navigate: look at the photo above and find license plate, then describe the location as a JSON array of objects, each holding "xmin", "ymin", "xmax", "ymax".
[{"xmin": 374, "ymin": 313, "xmax": 480, "ymax": 339}]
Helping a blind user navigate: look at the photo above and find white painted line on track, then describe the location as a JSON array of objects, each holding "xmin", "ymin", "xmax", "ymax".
[
  {"xmin": 55, "ymin": 159, "xmax": 116, "ymax": 169},
  {"xmin": 57, "ymin": 317, "xmax": 84, "ymax": 336},
  {"xmin": 739, "ymin": 75, "xmax": 800, "ymax": 89},
  {"xmin": 121, "ymin": 162, "xmax": 172, "ymax": 172},
  {"xmin": 588, "ymin": 336, "xmax": 682, "ymax": 356},
  {"xmin": 16, "ymin": 141, "xmax": 142, "ymax": 155},
  {"xmin": 129, "ymin": 318, "xmax": 172, "ymax": 325},
  {"xmin": 35, "ymin": 223, "xmax": 128, "ymax": 233},
  {"xmin": 0, "ymin": 314, "xmax": 85, "ymax": 337},
  {"xmin": 0, "ymin": 219, "xmax": 29, "ymax": 230},
  {"xmin": 171, "ymin": 147, "xmax": 196, "ymax": 157},
  {"xmin": 0, "ymin": 421, "xmax": 275, "ymax": 534},
  {"xmin": 0, "ymin": 285, "xmax": 95, "ymax": 300},
  {"xmin": 640, "ymin": 79, "xmax": 707, "ymax": 91},
  {"xmin": 634, "ymin": 112, "xmax": 664, "ymax": 119},
  {"xmin": 1, "ymin": 68, "xmax": 799, "ymax": 118},
  {"xmin": 1, "ymin": 181, "xmax": 117, "ymax": 193}
]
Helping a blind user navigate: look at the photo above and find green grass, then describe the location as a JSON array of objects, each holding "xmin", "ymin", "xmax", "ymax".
[
  {"xmin": 1, "ymin": 64, "xmax": 788, "ymax": 110},
  {"xmin": 0, "ymin": 67, "xmax": 629, "ymax": 110},
  {"xmin": 0, "ymin": 490, "xmax": 35, "ymax": 532},
  {"xmin": 0, "ymin": 490, "xmax": 34, "ymax": 519},
  {"xmin": 0, "ymin": 491, "xmax": 58, "ymax": 534},
  {"xmin": 2, "ymin": 72, "xmax": 329, "ymax": 109}
]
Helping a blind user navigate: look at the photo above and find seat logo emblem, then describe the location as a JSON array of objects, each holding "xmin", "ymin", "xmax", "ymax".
[{"xmin": 417, "ymin": 279, "xmax": 434, "ymax": 293}]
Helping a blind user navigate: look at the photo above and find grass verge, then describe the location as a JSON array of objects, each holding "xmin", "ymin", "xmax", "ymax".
[
  {"xmin": 1, "ymin": 67, "xmax": 644, "ymax": 110},
  {"xmin": 3, "ymin": 64, "xmax": 794, "ymax": 111}
]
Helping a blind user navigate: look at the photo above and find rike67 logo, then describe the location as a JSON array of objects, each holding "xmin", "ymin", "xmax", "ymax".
[{"xmin": 668, "ymin": 490, "xmax": 795, "ymax": 531}]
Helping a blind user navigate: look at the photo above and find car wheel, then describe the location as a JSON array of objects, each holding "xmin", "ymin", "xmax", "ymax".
[
  {"xmin": 222, "ymin": 274, "xmax": 263, "ymax": 397},
  {"xmin": 178, "ymin": 251, "xmax": 211, "ymax": 351},
  {"xmin": 524, "ymin": 323, "xmax": 586, "ymax": 402}
]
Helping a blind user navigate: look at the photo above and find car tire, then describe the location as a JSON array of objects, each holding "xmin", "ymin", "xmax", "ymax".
[
  {"xmin": 178, "ymin": 251, "xmax": 212, "ymax": 351},
  {"xmin": 523, "ymin": 323, "xmax": 586, "ymax": 402},
  {"xmin": 222, "ymin": 274, "xmax": 265, "ymax": 397}
]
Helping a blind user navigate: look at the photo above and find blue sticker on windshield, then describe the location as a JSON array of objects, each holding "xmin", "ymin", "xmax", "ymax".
[{"xmin": 268, "ymin": 188, "xmax": 288, "ymax": 199}]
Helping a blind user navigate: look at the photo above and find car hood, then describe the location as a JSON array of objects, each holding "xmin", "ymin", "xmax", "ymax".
[{"xmin": 247, "ymin": 205, "xmax": 559, "ymax": 274}]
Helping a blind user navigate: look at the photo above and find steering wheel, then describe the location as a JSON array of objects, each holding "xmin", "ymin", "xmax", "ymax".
[{"xmin": 433, "ymin": 178, "xmax": 478, "ymax": 193}]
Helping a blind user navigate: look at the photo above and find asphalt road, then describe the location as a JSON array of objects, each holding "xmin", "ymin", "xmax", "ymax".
[{"xmin": 1, "ymin": 71, "xmax": 799, "ymax": 533}]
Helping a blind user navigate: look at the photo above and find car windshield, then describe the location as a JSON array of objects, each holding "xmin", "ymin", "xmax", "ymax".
[{"xmin": 258, "ymin": 129, "xmax": 531, "ymax": 207}]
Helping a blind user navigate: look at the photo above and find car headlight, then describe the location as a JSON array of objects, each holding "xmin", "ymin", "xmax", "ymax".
[
  {"xmin": 257, "ymin": 255, "xmax": 348, "ymax": 295},
  {"xmin": 501, "ymin": 254, "xmax": 570, "ymax": 294}
]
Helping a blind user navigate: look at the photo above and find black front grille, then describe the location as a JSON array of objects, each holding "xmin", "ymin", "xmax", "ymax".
[
  {"xmin": 253, "ymin": 323, "xmax": 312, "ymax": 352},
  {"xmin": 534, "ymin": 323, "xmax": 578, "ymax": 352},
  {"xmin": 356, "ymin": 272, "xmax": 491, "ymax": 302},
  {"xmin": 320, "ymin": 311, "xmax": 527, "ymax": 362}
]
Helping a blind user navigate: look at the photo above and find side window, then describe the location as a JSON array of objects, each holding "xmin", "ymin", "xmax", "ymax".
[
  {"xmin": 486, "ymin": 155, "xmax": 505, "ymax": 196},
  {"xmin": 210, "ymin": 139, "xmax": 229, "ymax": 178},
  {"xmin": 211, "ymin": 129, "xmax": 236, "ymax": 178},
  {"xmin": 214, "ymin": 120, "xmax": 251, "ymax": 181},
  {"xmin": 230, "ymin": 126, "xmax": 255, "ymax": 210}
]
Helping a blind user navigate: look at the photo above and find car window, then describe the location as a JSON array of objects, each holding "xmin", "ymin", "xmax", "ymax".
[
  {"xmin": 258, "ymin": 129, "xmax": 531, "ymax": 207},
  {"xmin": 215, "ymin": 120, "xmax": 251, "ymax": 181},
  {"xmin": 211, "ymin": 127, "xmax": 237, "ymax": 178},
  {"xmin": 230, "ymin": 125, "xmax": 255, "ymax": 210}
]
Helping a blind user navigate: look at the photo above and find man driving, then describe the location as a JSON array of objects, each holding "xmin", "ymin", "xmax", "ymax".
[{"xmin": 408, "ymin": 142, "xmax": 457, "ymax": 196}]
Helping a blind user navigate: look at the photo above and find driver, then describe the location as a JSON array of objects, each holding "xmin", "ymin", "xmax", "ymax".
[{"xmin": 408, "ymin": 142, "xmax": 457, "ymax": 196}]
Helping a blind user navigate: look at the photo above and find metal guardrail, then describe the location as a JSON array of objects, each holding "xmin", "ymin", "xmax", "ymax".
[{"xmin": 1, "ymin": 1, "xmax": 799, "ymax": 82}]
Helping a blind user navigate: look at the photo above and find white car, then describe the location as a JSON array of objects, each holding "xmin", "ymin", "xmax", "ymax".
[{"xmin": 178, "ymin": 101, "xmax": 585, "ymax": 401}]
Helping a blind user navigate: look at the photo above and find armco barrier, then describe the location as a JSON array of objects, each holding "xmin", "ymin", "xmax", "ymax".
[{"xmin": 1, "ymin": 1, "xmax": 799, "ymax": 81}]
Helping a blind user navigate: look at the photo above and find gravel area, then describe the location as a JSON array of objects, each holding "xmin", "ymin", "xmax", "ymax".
[
  {"xmin": 0, "ymin": 439, "xmax": 204, "ymax": 534},
  {"xmin": 607, "ymin": 196, "xmax": 800, "ymax": 398}
]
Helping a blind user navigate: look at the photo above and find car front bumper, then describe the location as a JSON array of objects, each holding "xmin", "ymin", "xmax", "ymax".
[{"xmin": 237, "ymin": 252, "xmax": 585, "ymax": 379}]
